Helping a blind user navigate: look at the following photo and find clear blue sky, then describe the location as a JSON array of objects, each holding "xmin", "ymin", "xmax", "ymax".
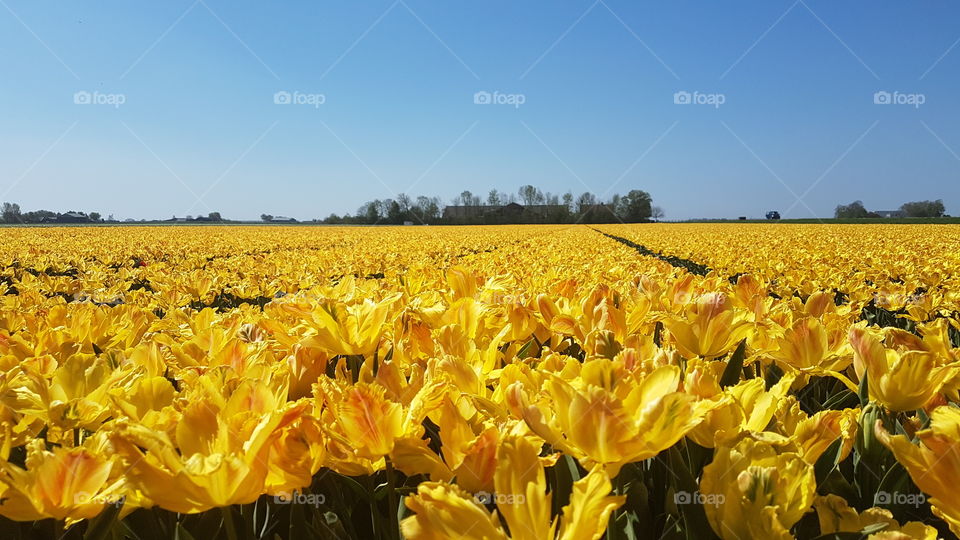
[{"xmin": 2, "ymin": 1, "xmax": 959, "ymax": 220}]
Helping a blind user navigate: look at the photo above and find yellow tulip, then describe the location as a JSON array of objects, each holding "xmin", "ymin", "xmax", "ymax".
[
  {"xmin": 401, "ymin": 433, "xmax": 623, "ymax": 540},
  {"xmin": 700, "ymin": 437, "xmax": 815, "ymax": 540},
  {"xmin": 849, "ymin": 325, "xmax": 951, "ymax": 411},
  {"xmin": 814, "ymin": 494, "xmax": 937, "ymax": 539},
  {"xmin": 509, "ymin": 362, "xmax": 711, "ymax": 477},
  {"xmin": 773, "ymin": 396, "xmax": 859, "ymax": 464},
  {"xmin": 0, "ymin": 439, "xmax": 124, "ymax": 524},
  {"xmin": 111, "ymin": 378, "xmax": 306, "ymax": 513},
  {"xmin": 291, "ymin": 293, "xmax": 401, "ymax": 356},
  {"xmin": 401, "ymin": 482, "xmax": 509, "ymax": 540},
  {"xmin": 687, "ymin": 374, "xmax": 795, "ymax": 448},
  {"xmin": 664, "ymin": 293, "xmax": 750, "ymax": 359},
  {"xmin": 769, "ymin": 317, "xmax": 851, "ymax": 374},
  {"xmin": 875, "ymin": 406, "xmax": 960, "ymax": 536}
]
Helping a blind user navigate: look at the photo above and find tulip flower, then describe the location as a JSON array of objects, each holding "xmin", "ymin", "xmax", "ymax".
[
  {"xmin": 664, "ymin": 293, "xmax": 751, "ymax": 359},
  {"xmin": 700, "ymin": 437, "xmax": 815, "ymax": 540},
  {"xmin": 111, "ymin": 378, "xmax": 307, "ymax": 513},
  {"xmin": 849, "ymin": 325, "xmax": 951, "ymax": 411},
  {"xmin": 0, "ymin": 440, "xmax": 124, "ymax": 525},
  {"xmin": 687, "ymin": 375, "xmax": 795, "ymax": 448},
  {"xmin": 289, "ymin": 293, "xmax": 402, "ymax": 356},
  {"xmin": 401, "ymin": 434, "xmax": 623, "ymax": 540},
  {"xmin": 875, "ymin": 406, "xmax": 960, "ymax": 536},
  {"xmin": 509, "ymin": 362, "xmax": 713, "ymax": 477},
  {"xmin": 813, "ymin": 494, "xmax": 937, "ymax": 539}
]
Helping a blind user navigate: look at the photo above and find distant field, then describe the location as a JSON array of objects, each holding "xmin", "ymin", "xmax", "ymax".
[
  {"xmin": 1, "ymin": 224, "xmax": 958, "ymax": 539},
  {"xmin": 682, "ymin": 217, "xmax": 960, "ymax": 224},
  {"xmin": 3, "ymin": 216, "xmax": 960, "ymax": 226}
]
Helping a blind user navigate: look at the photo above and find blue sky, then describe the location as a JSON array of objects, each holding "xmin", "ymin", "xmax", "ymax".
[{"xmin": 1, "ymin": 1, "xmax": 959, "ymax": 220}]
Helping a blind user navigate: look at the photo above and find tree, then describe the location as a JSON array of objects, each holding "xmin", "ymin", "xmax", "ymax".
[
  {"xmin": 1, "ymin": 202, "xmax": 21, "ymax": 224},
  {"xmin": 900, "ymin": 199, "xmax": 946, "ymax": 218},
  {"xmin": 834, "ymin": 200, "xmax": 869, "ymax": 218},
  {"xmin": 387, "ymin": 200, "xmax": 403, "ymax": 224},
  {"xmin": 562, "ymin": 192, "xmax": 573, "ymax": 212},
  {"xmin": 261, "ymin": 214, "xmax": 273, "ymax": 222},
  {"xmin": 518, "ymin": 185, "xmax": 542, "ymax": 206},
  {"xmin": 89, "ymin": 212, "xmax": 102, "ymax": 222},
  {"xmin": 487, "ymin": 189, "xmax": 502, "ymax": 206},
  {"xmin": 618, "ymin": 190, "xmax": 653, "ymax": 222},
  {"xmin": 208, "ymin": 212, "xmax": 223, "ymax": 221},
  {"xmin": 396, "ymin": 193, "xmax": 412, "ymax": 213},
  {"xmin": 357, "ymin": 201, "xmax": 380, "ymax": 224},
  {"xmin": 459, "ymin": 191, "xmax": 476, "ymax": 206},
  {"xmin": 415, "ymin": 196, "xmax": 441, "ymax": 221},
  {"xmin": 651, "ymin": 206, "xmax": 665, "ymax": 220},
  {"xmin": 575, "ymin": 192, "xmax": 596, "ymax": 214},
  {"xmin": 21, "ymin": 209, "xmax": 56, "ymax": 223}
]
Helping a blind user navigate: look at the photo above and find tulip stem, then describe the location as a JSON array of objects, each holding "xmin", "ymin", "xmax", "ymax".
[
  {"xmin": 221, "ymin": 506, "xmax": 239, "ymax": 540},
  {"xmin": 386, "ymin": 457, "xmax": 400, "ymax": 540},
  {"xmin": 607, "ymin": 473, "xmax": 625, "ymax": 540}
]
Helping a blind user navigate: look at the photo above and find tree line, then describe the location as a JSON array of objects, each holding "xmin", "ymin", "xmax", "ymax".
[
  {"xmin": 834, "ymin": 199, "xmax": 948, "ymax": 218},
  {"xmin": 0, "ymin": 202, "xmax": 225, "ymax": 224},
  {"xmin": 321, "ymin": 186, "xmax": 663, "ymax": 225}
]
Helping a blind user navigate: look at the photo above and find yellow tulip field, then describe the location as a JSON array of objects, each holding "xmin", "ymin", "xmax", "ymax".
[{"xmin": 1, "ymin": 223, "xmax": 959, "ymax": 539}]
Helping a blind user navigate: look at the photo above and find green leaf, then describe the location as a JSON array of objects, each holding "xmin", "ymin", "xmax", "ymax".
[
  {"xmin": 814, "ymin": 439, "xmax": 844, "ymax": 485},
  {"xmin": 174, "ymin": 524, "xmax": 198, "ymax": 540},
  {"xmin": 857, "ymin": 371, "xmax": 869, "ymax": 408},
  {"xmin": 82, "ymin": 500, "xmax": 123, "ymax": 540},
  {"xmin": 516, "ymin": 338, "xmax": 536, "ymax": 359},
  {"xmin": 719, "ymin": 339, "xmax": 747, "ymax": 388},
  {"xmin": 666, "ymin": 446, "xmax": 713, "ymax": 538}
]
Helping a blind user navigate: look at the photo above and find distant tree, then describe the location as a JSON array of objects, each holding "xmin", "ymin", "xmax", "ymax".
[
  {"xmin": 356, "ymin": 201, "xmax": 380, "ymax": 223},
  {"xmin": 487, "ymin": 189, "xmax": 502, "ymax": 206},
  {"xmin": 651, "ymin": 206, "xmax": 665, "ymax": 220},
  {"xmin": 375, "ymin": 199, "xmax": 390, "ymax": 217},
  {"xmin": 415, "ymin": 196, "xmax": 441, "ymax": 221},
  {"xmin": 89, "ymin": 212, "xmax": 102, "ymax": 222},
  {"xmin": 387, "ymin": 200, "xmax": 403, "ymax": 223},
  {"xmin": 208, "ymin": 212, "xmax": 223, "ymax": 221},
  {"xmin": 834, "ymin": 200, "xmax": 870, "ymax": 218},
  {"xmin": 900, "ymin": 199, "xmax": 946, "ymax": 218},
  {"xmin": 618, "ymin": 190, "xmax": 653, "ymax": 222},
  {"xmin": 261, "ymin": 214, "xmax": 273, "ymax": 222},
  {"xmin": 396, "ymin": 193, "xmax": 412, "ymax": 213},
  {"xmin": 562, "ymin": 192, "xmax": 573, "ymax": 212},
  {"xmin": 459, "ymin": 191, "xmax": 476, "ymax": 206},
  {"xmin": 575, "ymin": 192, "xmax": 596, "ymax": 214},
  {"xmin": 519, "ymin": 185, "xmax": 542, "ymax": 206},
  {"xmin": 1, "ymin": 202, "xmax": 21, "ymax": 223},
  {"xmin": 21, "ymin": 209, "xmax": 56, "ymax": 223},
  {"xmin": 107, "ymin": 214, "xmax": 115, "ymax": 222}
]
